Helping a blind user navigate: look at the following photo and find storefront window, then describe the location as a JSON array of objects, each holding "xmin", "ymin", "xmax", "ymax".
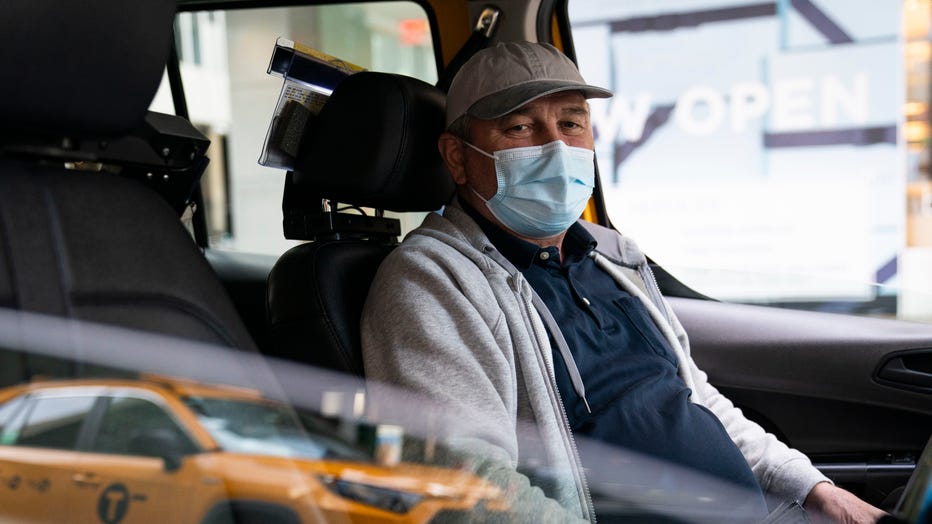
[{"xmin": 570, "ymin": 0, "xmax": 932, "ymax": 322}]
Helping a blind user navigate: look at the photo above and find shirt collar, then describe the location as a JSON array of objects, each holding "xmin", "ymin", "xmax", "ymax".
[{"xmin": 461, "ymin": 200, "xmax": 597, "ymax": 269}]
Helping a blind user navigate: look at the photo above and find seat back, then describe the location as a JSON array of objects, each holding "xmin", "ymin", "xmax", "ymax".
[
  {"xmin": 266, "ymin": 72, "xmax": 454, "ymax": 376},
  {"xmin": 0, "ymin": 0, "xmax": 256, "ymax": 374}
]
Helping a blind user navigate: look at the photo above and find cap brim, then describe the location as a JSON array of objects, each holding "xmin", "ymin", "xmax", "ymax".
[{"xmin": 468, "ymin": 80, "xmax": 613, "ymax": 120}]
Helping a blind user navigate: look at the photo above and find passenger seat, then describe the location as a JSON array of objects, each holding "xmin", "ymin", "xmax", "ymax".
[{"xmin": 266, "ymin": 71, "xmax": 454, "ymax": 376}]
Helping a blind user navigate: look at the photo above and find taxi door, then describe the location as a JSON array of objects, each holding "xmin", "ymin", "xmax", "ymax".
[
  {"xmin": 0, "ymin": 394, "xmax": 97, "ymax": 523},
  {"xmin": 0, "ymin": 446, "xmax": 81, "ymax": 523},
  {"xmin": 64, "ymin": 395, "xmax": 203, "ymax": 524},
  {"xmin": 67, "ymin": 452, "xmax": 203, "ymax": 524}
]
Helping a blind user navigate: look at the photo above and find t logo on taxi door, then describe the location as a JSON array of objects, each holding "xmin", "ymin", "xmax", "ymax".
[{"xmin": 97, "ymin": 483, "xmax": 130, "ymax": 524}]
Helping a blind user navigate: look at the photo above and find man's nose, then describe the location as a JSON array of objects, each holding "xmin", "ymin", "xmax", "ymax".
[{"xmin": 539, "ymin": 123, "xmax": 565, "ymax": 144}]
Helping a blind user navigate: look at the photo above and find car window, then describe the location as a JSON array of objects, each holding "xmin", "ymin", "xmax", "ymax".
[
  {"xmin": 150, "ymin": 2, "xmax": 437, "ymax": 256},
  {"xmin": 182, "ymin": 396, "xmax": 369, "ymax": 461},
  {"xmin": 568, "ymin": 0, "xmax": 932, "ymax": 323},
  {"xmin": 90, "ymin": 396, "xmax": 197, "ymax": 456},
  {"xmin": 0, "ymin": 395, "xmax": 27, "ymax": 442},
  {"xmin": 0, "ymin": 394, "xmax": 25, "ymax": 425},
  {"xmin": 11, "ymin": 396, "xmax": 96, "ymax": 450}
]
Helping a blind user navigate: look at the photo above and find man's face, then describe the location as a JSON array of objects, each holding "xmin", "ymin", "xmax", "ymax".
[{"xmin": 439, "ymin": 90, "xmax": 594, "ymax": 238}]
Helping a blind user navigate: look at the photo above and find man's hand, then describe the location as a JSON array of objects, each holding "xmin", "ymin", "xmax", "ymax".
[{"xmin": 803, "ymin": 482, "xmax": 886, "ymax": 524}]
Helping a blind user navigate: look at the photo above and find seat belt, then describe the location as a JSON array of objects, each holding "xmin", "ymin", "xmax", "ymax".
[{"xmin": 435, "ymin": 6, "xmax": 500, "ymax": 93}]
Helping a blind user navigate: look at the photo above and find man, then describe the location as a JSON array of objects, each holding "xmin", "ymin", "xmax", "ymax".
[{"xmin": 361, "ymin": 41, "xmax": 884, "ymax": 523}]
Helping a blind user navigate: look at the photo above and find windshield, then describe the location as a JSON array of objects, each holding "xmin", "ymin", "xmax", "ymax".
[{"xmin": 183, "ymin": 396, "xmax": 368, "ymax": 461}]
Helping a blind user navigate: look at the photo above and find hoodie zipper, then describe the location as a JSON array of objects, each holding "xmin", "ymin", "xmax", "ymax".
[
  {"xmin": 480, "ymin": 244, "xmax": 596, "ymax": 521},
  {"xmin": 524, "ymin": 292, "xmax": 597, "ymax": 523},
  {"xmin": 639, "ymin": 262, "xmax": 670, "ymax": 324}
]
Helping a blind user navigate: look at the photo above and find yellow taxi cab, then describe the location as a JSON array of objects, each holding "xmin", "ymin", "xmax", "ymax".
[{"xmin": 0, "ymin": 376, "xmax": 508, "ymax": 523}]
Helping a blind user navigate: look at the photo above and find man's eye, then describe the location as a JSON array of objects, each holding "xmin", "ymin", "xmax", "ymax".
[
  {"xmin": 561, "ymin": 120, "xmax": 588, "ymax": 133},
  {"xmin": 508, "ymin": 124, "xmax": 530, "ymax": 133}
]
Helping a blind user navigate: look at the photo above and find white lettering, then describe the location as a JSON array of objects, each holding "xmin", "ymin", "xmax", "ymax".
[
  {"xmin": 675, "ymin": 86, "xmax": 726, "ymax": 136},
  {"xmin": 730, "ymin": 82, "xmax": 771, "ymax": 132},
  {"xmin": 592, "ymin": 93, "xmax": 653, "ymax": 142},
  {"xmin": 772, "ymin": 77, "xmax": 816, "ymax": 130},
  {"xmin": 603, "ymin": 75, "xmax": 870, "ymax": 144},
  {"xmin": 821, "ymin": 73, "xmax": 868, "ymax": 126}
]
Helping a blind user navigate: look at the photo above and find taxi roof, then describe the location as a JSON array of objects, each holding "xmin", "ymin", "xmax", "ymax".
[{"xmin": 1, "ymin": 374, "xmax": 266, "ymax": 402}]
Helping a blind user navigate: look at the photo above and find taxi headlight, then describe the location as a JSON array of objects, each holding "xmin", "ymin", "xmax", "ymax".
[{"xmin": 318, "ymin": 475, "xmax": 423, "ymax": 514}]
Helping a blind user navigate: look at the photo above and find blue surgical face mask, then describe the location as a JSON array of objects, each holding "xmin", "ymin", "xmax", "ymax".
[{"xmin": 464, "ymin": 140, "xmax": 595, "ymax": 239}]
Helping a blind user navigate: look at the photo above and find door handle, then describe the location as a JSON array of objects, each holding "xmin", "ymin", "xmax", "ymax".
[
  {"xmin": 72, "ymin": 472, "xmax": 101, "ymax": 488},
  {"xmin": 876, "ymin": 352, "xmax": 932, "ymax": 390}
]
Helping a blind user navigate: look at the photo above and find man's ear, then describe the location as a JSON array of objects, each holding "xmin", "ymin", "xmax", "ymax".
[{"xmin": 438, "ymin": 132, "xmax": 467, "ymax": 185}]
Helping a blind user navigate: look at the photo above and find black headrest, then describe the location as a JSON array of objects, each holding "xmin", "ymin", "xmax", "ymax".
[
  {"xmin": 291, "ymin": 72, "xmax": 455, "ymax": 212},
  {"xmin": 0, "ymin": 0, "xmax": 175, "ymax": 139}
]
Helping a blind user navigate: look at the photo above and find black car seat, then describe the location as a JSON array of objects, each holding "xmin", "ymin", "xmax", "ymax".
[
  {"xmin": 0, "ymin": 0, "xmax": 256, "ymax": 365},
  {"xmin": 266, "ymin": 71, "xmax": 454, "ymax": 376}
]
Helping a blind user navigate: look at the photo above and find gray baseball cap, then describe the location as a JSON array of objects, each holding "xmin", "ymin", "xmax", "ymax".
[{"xmin": 445, "ymin": 41, "xmax": 612, "ymax": 128}]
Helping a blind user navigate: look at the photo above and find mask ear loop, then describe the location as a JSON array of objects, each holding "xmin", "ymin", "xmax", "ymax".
[
  {"xmin": 460, "ymin": 139, "xmax": 499, "ymax": 204},
  {"xmin": 468, "ymin": 185, "xmax": 490, "ymax": 204},
  {"xmin": 461, "ymin": 139, "xmax": 495, "ymax": 159}
]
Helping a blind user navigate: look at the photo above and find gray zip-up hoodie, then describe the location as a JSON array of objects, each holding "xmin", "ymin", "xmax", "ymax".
[{"xmin": 361, "ymin": 204, "xmax": 828, "ymax": 521}]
